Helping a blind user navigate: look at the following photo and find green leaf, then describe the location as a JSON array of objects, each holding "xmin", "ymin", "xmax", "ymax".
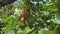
[
  {"xmin": 2, "ymin": 24, "xmax": 12, "ymax": 32},
  {"xmin": 38, "ymin": 28, "xmax": 54, "ymax": 34},
  {"xmin": 51, "ymin": 13, "xmax": 60, "ymax": 24},
  {"xmin": 41, "ymin": 11, "xmax": 50, "ymax": 15},
  {"xmin": 17, "ymin": 29, "xmax": 26, "ymax": 34},
  {"xmin": 4, "ymin": 30, "xmax": 15, "ymax": 34},
  {"xmin": 25, "ymin": 27, "xmax": 33, "ymax": 33},
  {"xmin": 31, "ymin": 31, "xmax": 36, "ymax": 34},
  {"xmin": 17, "ymin": 31, "xmax": 26, "ymax": 34},
  {"xmin": 44, "ymin": 30, "xmax": 54, "ymax": 34}
]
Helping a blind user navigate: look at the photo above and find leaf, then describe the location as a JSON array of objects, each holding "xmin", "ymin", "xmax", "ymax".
[
  {"xmin": 2, "ymin": 24, "xmax": 12, "ymax": 32},
  {"xmin": 38, "ymin": 28, "xmax": 54, "ymax": 34},
  {"xmin": 42, "ymin": 11, "xmax": 50, "ymax": 15},
  {"xmin": 2, "ymin": 16, "xmax": 17, "ymax": 32},
  {"xmin": 44, "ymin": 30, "xmax": 54, "ymax": 34},
  {"xmin": 51, "ymin": 13, "xmax": 60, "ymax": 24},
  {"xmin": 4, "ymin": 30, "xmax": 15, "ymax": 34},
  {"xmin": 17, "ymin": 29, "xmax": 26, "ymax": 34},
  {"xmin": 17, "ymin": 31, "xmax": 26, "ymax": 34},
  {"xmin": 51, "ymin": 18, "xmax": 60, "ymax": 24},
  {"xmin": 25, "ymin": 27, "xmax": 33, "ymax": 33},
  {"xmin": 31, "ymin": 31, "xmax": 36, "ymax": 34}
]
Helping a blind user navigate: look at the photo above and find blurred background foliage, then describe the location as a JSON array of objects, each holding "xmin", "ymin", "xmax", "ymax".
[{"xmin": 0, "ymin": 0, "xmax": 60, "ymax": 34}]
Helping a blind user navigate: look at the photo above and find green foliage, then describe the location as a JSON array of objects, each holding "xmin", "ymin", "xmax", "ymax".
[{"xmin": 0, "ymin": 0, "xmax": 60, "ymax": 34}]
